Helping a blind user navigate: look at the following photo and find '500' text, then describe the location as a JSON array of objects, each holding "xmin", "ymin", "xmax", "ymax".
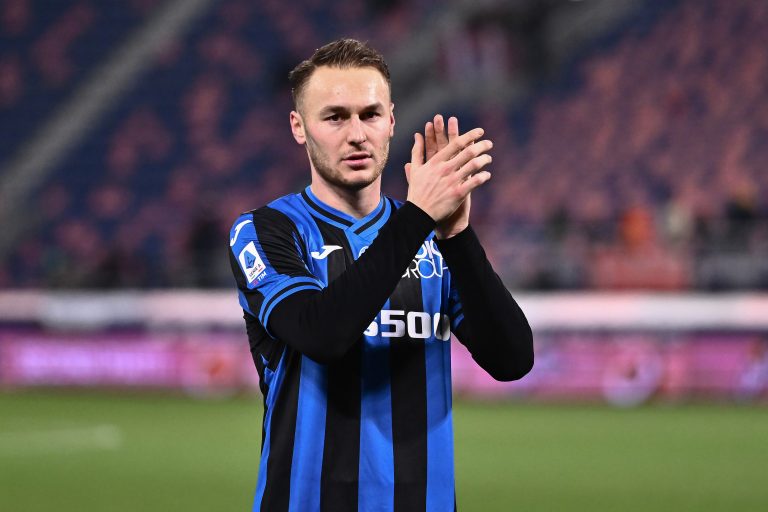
[{"xmin": 364, "ymin": 310, "xmax": 451, "ymax": 341}]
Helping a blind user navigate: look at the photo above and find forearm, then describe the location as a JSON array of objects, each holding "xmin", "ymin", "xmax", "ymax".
[
  {"xmin": 268, "ymin": 202, "xmax": 435, "ymax": 364},
  {"xmin": 437, "ymin": 226, "xmax": 534, "ymax": 381}
]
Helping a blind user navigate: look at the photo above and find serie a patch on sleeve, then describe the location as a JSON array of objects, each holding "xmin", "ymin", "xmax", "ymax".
[{"xmin": 239, "ymin": 241, "xmax": 267, "ymax": 283}]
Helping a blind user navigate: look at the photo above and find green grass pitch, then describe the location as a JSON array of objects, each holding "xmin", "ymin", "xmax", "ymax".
[{"xmin": 1, "ymin": 392, "xmax": 766, "ymax": 511}]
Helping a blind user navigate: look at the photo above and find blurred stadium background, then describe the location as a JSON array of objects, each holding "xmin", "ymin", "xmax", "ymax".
[{"xmin": 1, "ymin": 0, "xmax": 767, "ymax": 510}]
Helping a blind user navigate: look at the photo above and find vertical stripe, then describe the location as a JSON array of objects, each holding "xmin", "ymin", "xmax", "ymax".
[
  {"xmin": 423, "ymin": 275, "xmax": 455, "ymax": 511},
  {"xmin": 388, "ymin": 275, "xmax": 428, "ymax": 511},
  {"xmin": 359, "ymin": 331, "xmax": 395, "ymax": 512},
  {"xmin": 423, "ymin": 256, "xmax": 456, "ymax": 510},
  {"xmin": 288, "ymin": 221, "xmax": 331, "ymax": 512},
  {"xmin": 356, "ymin": 216, "xmax": 395, "ymax": 512},
  {"xmin": 320, "ymin": 343, "xmax": 362, "ymax": 512},
  {"xmin": 259, "ymin": 349, "xmax": 301, "ymax": 511},
  {"xmin": 426, "ymin": 322, "xmax": 454, "ymax": 510},
  {"xmin": 289, "ymin": 356, "xmax": 328, "ymax": 512},
  {"xmin": 253, "ymin": 348, "xmax": 292, "ymax": 510},
  {"xmin": 253, "ymin": 380, "xmax": 275, "ymax": 509},
  {"xmin": 319, "ymin": 224, "xmax": 361, "ymax": 512}
]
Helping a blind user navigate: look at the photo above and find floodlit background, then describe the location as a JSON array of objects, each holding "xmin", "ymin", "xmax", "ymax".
[{"xmin": 1, "ymin": 0, "xmax": 767, "ymax": 510}]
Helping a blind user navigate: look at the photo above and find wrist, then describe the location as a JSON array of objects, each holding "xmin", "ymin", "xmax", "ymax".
[
  {"xmin": 405, "ymin": 198, "xmax": 437, "ymax": 223},
  {"xmin": 403, "ymin": 201, "xmax": 438, "ymax": 227},
  {"xmin": 434, "ymin": 222, "xmax": 469, "ymax": 240}
]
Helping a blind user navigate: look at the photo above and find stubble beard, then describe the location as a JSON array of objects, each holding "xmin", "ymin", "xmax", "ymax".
[{"xmin": 305, "ymin": 132, "xmax": 389, "ymax": 192}]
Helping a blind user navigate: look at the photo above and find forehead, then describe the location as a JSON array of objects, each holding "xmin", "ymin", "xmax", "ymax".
[{"xmin": 301, "ymin": 66, "xmax": 391, "ymax": 111}]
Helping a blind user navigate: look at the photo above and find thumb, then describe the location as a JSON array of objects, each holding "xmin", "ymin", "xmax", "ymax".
[{"xmin": 404, "ymin": 162, "xmax": 412, "ymax": 183}]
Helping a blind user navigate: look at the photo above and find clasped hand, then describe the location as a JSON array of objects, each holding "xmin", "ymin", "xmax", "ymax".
[{"xmin": 405, "ymin": 115, "xmax": 492, "ymax": 239}]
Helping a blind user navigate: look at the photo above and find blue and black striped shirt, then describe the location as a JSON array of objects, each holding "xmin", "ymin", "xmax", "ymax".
[{"xmin": 229, "ymin": 186, "xmax": 533, "ymax": 511}]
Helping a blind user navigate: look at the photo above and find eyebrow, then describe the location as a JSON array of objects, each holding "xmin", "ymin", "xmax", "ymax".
[{"xmin": 319, "ymin": 102, "xmax": 384, "ymax": 115}]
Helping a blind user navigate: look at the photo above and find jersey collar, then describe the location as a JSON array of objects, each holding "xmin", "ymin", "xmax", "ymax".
[{"xmin": 300, "ymin": 186, "xmax": 391, "ymax": 237}]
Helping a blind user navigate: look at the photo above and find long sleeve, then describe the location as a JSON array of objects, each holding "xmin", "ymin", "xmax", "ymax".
[
  {"xmin": 265, "ymin": 202, "xmax": 435, "ymax": 364},
  {"xmin": 436, "ymin": 225, "xmax": 534, "ymax": 381}
]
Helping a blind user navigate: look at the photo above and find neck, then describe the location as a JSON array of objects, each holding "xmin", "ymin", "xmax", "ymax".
[{"xmin": 310, "ymin": 178, "xmax": 381, "ymax": 219}]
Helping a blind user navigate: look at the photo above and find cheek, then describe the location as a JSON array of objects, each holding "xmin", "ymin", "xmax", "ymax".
[
  {"xmin": 372, "ymin": 122, "xmax": 392, "ymax": 144},
  {"xmin": 306, "ymin": 130, "xmax": 335, "ymax": 154}
]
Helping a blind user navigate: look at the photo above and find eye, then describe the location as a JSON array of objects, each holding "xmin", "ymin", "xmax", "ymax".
[
  {"xmin": 325, "ymin": 114, "xmax": 341, "ymax": 122},
  {"xmin": 362, "ymin": 111, "xmax": 381, "ymax": 120}
]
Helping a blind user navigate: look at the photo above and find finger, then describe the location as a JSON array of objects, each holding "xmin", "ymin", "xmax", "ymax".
[
  {"xmin": 457, "ymin": 154, "xmax": 493, "ymax": 181},
  {"xmin": 425, "ymin": 122, "xmax": 437, "ymax": 160},
  {"xmin": 434, "ymin": 115, "xmax": 448, "ymax": 150},
  {"xmin": 404, "ymin": 162, "xmax": 411, "ymax": 183},
  {"xmin": 447, "ymin": 116, "xmax": 459, "ymax": 142},
  {"xmin": 451, "ymin": 138, "xmax": 493, "ymax": 171},
  {"xmin": 458, "ymin": 170, "xmax": 492, "ymax": 195},
  {"xmin": 411, "ymin": 133, "xmax": 425, "ymax": 167},
  {"xmin": 435, "ymin": 127, "xmax": 485, "ymax": 161}
]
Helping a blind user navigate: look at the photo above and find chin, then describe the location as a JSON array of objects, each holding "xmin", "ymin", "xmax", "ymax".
[
  {"xmin": 336, "ymin": 169, "xmax": 382, "ymax": 190},
  {"xmin": 314, "ymin": 162, "xmax": 384, "ymax": 192},
  {"xmin": 340, "ymin": 176, "xmax": 378, "ymax": 191}
]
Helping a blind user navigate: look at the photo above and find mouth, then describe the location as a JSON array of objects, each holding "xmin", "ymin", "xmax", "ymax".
[{"xmin": 342, "ymin": 152, "xmax": 373, "ymax": 168}]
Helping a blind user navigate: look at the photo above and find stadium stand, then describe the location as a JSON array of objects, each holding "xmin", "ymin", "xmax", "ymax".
[
  {"xmin": 0, "ymin": 0, "xmax": 766, "ymax": 290},
  {"xmin": 462, "ymin": 0, "xmax": 768, "ymax": 289},
  {"xmin": 0, "ymin": 0, "xmax": 152, "ymax": 162},
  {"xmin": 1, "ymin": 0, "xmax": 436, "ymax": 288}
]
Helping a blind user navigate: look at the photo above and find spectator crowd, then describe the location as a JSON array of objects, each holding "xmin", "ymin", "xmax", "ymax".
[{"xmin": 1, "ymin": 0, "xmax": 766, "ymax": 290}]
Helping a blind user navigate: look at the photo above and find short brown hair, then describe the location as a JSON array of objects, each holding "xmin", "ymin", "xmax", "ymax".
[{"xmin": 288, "ymin": 38, "xmax": 391, "ymax": 109}]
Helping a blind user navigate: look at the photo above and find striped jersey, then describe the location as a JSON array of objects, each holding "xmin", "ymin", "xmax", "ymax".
[{"xmin": 229, "ymin": 186, "xmax": 465, "ymax": 511}]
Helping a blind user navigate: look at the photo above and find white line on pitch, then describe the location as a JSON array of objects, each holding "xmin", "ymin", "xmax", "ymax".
[{"xmin": 0, "ymin": 424, "xmax": 123, "ymax": 455}]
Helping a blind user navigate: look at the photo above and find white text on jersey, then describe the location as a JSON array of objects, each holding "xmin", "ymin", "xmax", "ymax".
[
  {"xmin": 403, "ymin": 240, "xmax": 447, "ymax": 279},
  {"xmin": 364, "ymin": 309, "xmax": 451, "ymax": 341}
]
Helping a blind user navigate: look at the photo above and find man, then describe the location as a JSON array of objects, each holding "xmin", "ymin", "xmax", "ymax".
[{"xmin": 229, "ymin": 38, "xmax": 533, "ymax": 512}]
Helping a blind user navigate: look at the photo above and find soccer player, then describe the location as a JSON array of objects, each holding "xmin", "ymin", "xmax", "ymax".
[{"xmin": 229, "ymin": 38, "xmax": 533, "ymax": 512}]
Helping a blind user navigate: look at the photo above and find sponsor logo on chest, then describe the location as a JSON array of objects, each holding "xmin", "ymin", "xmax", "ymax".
[{"xmin": 403, "ymin": 240, "xmax": 446, "ymax": 279}]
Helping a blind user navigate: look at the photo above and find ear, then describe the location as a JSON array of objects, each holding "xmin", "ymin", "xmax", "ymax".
[
  {"xmin": 290, "ymin": 111, "xmax": 306, "ymax": 144},
  {"xmin": 389, "ymin": 102, "xmax": 396, "ymax": 138}
]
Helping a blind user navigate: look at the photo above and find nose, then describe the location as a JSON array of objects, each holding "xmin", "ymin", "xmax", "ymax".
[{"xmin": 347, "ymin": 116, "xmax": 367, "ymax": 144}]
